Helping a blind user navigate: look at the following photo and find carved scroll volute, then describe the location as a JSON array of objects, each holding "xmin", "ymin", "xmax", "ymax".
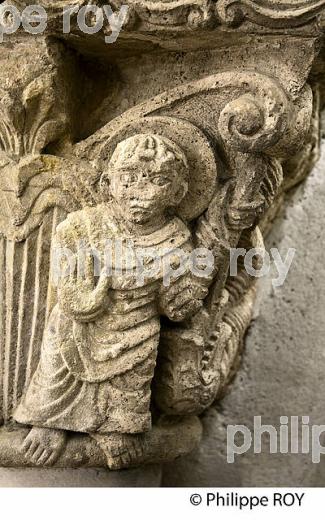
[
  {"xmin": 214, "ymin": 75, "xmax": 313, "ymax": 236},
  {"xmin": 216, "ymin": 0, "xmax": 325, "ymax": 28}
]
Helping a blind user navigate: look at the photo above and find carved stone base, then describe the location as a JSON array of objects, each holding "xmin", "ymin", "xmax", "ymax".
[
  {"xmin": 0, "ymin": 465, "xmax": 163, "ymax": 487},
  {"xmin": 0, "ymin": 416, "xmax": 202, "ymax": 469}
]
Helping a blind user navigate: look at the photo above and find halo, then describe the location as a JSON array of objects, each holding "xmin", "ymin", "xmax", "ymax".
[{"xmin": 96, "ymin": 116, "xmax": 218, "ymax": 221}]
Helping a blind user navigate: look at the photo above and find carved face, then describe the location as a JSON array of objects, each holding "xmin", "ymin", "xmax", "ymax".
[
  {"xmin": 102, "ymin": 134, "xmax": 189, "ymax": 225},
  {"xmin": 109, "ymin": 164, "xmax": 187, "ymax": 224}
]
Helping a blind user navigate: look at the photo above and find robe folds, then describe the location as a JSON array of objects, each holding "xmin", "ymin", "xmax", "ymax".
[{"xmin": 14, "ymin": 204, "xmax": 192, "ymax": 434}]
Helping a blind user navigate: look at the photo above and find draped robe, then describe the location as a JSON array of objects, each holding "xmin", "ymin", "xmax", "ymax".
[{"xmin": 14, "ymin": 204, "xmax": 193, "ymax": 434}]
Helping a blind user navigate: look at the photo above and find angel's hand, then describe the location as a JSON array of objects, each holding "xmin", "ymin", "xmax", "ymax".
[
  {"xmin": 159, "ymin": 273, "xmax": 208, "ymax": 322},
  {"xmin": 227, "ymin": 199, "xmax": 264, "ymax": 231},
  {"xmin": 58, "ymin": 253, "xmax": 110, "ymax": 321}
]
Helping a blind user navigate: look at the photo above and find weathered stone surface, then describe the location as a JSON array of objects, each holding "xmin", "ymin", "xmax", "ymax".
[{"xmin": 0, "ymin": 0, "xmax": 324, "ymax": 481}]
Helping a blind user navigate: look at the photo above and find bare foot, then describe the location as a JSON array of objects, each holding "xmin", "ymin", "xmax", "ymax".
[
  {"xmin": 21, "ymin": 427, "xmax": 67, "ymax": 466},
  {"xmin": 92, "ymin": 432, "xmax": 147, "ymax": 470}
]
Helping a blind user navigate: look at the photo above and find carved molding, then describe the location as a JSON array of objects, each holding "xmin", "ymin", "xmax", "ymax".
[
  {"xmin": 10, "ymin": 0, "xmax": 325, "ymax": 33},
  {"xmin": 216, "ymin": 0, "xmax": 325, "ymax": 28}
]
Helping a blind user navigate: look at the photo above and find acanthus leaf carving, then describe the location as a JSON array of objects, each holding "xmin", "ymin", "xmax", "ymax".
[
  {"xmin": 0, "ymin": 39, "xmax": 79, "ymax": 240},
  {"xmin": 0, "ymin": 72, "xmax": 70, "ymax": 160}
]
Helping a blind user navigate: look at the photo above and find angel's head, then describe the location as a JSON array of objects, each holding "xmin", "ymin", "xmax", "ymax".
[{"xmin": 100, "ymin": 133, "xmax": 189, "ymax": 224}]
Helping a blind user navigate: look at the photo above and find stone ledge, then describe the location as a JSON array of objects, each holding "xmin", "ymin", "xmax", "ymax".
[{"xmin": 0, "ymin": 417, "xmax": 202, "ymax": 469}]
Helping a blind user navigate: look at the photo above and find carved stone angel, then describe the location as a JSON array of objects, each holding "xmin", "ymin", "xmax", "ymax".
[
  {"xmin": 0, "ymin": 43, "xmax": 307, "ymax": 468},
  {"xmin": 13, "ymin": 132, "xmax": 220, "ymax": 469}
]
